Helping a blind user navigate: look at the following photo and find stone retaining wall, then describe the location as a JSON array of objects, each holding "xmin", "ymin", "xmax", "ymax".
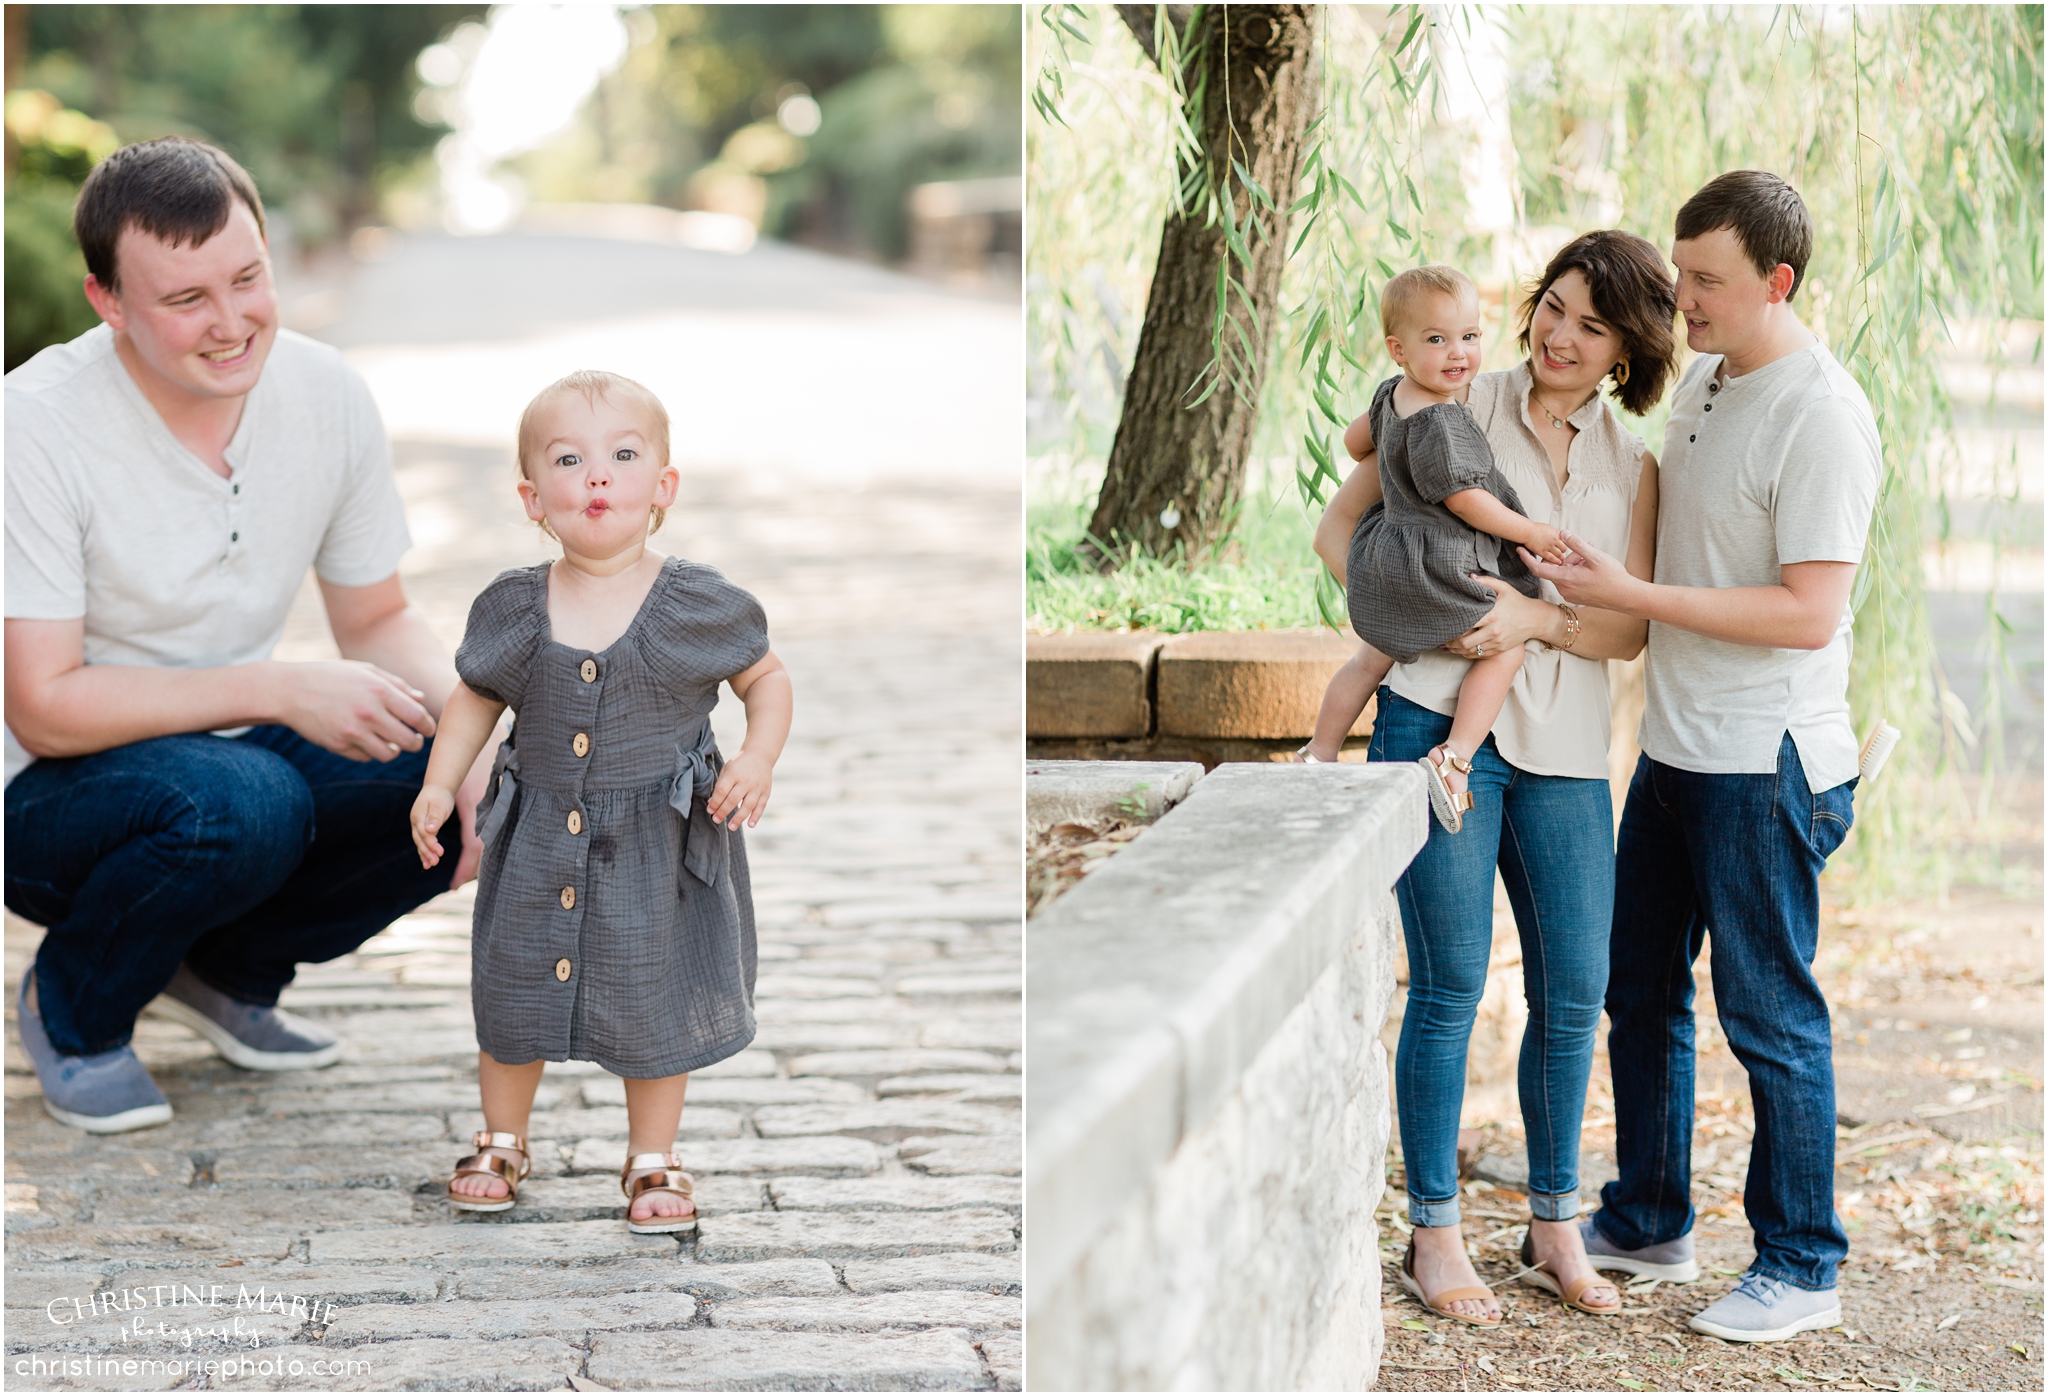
[{"xmin": 1026, "ymin": 763, "xmax": 1428, "ymax": 1390}]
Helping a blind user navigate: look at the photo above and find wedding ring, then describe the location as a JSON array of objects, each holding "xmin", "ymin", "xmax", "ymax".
[{"xmin": 1476, "ymin": 643, "xmax": 1486, "ymax": 656}]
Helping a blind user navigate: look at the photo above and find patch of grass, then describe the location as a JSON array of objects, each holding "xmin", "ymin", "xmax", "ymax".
[{"xmin": 1026, "ymin": 462, "xmax": 1330, "ymax": 633}]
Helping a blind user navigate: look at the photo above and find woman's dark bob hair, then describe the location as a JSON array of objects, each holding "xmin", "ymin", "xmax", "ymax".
[{"xmin": 1516, "ymin": 230, "xmax": 1679, "ymax": 417}]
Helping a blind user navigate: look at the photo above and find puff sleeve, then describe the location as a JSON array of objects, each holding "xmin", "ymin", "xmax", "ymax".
[
  {"xmin": 639, "ymin": 560, "xmax": 771, "ymax": 697},
  {"xmin": 454, "ymin": 565, "xmax": 548, "ymax": 708},
  {"xmin": 1407, "ymin": 405, "xmax": 1500, "ymax": 505}
]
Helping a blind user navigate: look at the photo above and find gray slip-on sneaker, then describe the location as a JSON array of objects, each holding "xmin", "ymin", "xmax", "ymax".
[
  {"xmin": 1688, "ymin": 1270, "xmax": 1842, "ymax": 1342},
  {"xmin": 1580, "ymin": 1213, "xmax": 1700, "ymax": 1282},
  {"xmin": 16, "ymin": 972, "xmax": 173, "ymax": 1133},
  {"xmin": 146, "ymin": 964, "xmax": 342, "ymax": 1071}
]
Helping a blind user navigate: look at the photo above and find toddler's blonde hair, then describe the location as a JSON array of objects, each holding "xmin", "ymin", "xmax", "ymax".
[
  {"xmin": 1380, "ymin": 264, "xmax": 1478, "ymax": 339},
  {"xmin": 516, "ymin": 370, "xmax": 673, "ymax": 534}
]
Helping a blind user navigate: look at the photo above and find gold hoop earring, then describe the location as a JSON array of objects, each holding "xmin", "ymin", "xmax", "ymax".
[{"xmin": 1612, "ymin": 359, "xmax": 1630, "ymax": 387}]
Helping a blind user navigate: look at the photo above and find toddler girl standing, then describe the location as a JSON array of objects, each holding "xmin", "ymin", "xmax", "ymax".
[{"xmin": 411, "ymin": 370, "xmax": 792, "ymax": 1234}]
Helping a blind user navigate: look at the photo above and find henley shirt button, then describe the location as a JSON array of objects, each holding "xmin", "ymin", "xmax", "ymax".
[
  {"xmin": 1704, "ymin": 403, "xmax": 1712, "ymax": 411},
  {"xmin": 580, "ymin": 659, "xmax": 597, "ymax": 683},
  {"xmin": 230, "ymin": 532, "xmax": 238, "ymax": 542},
  {"xmin": 555, "ymin": 958, "xmax": 571, "ymax": 981},
  {"xmin": 232, "ymin": 484, "xmax": 240, "ymax": 494},
  {"xmin": 567, "ymin": 810, "xmax": 583, "ymax": 835},
  {"xmin": 1690, "ymin": 435, "xmax": 1697, "ymax": 442},
  {"xmin": 559, "ymin": 886, "xmax": 576, "ymax": 910},
  {"xmin": 572, "ymin": 732, "xmax": 590, "ymax": 758}
]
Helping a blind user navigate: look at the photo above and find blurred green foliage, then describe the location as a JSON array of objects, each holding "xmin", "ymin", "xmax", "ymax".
[
  {"xmin": 518, "ymin": 4, "xmax": 1020, "ymax": 259},
  {"xmin": 5, "ymin": 3, "xmax": 483, "ymax": 369}
]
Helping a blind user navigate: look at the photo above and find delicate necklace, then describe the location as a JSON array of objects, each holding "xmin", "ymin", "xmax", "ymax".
[{"xmin": 1532, "ymin": 391, "xmax": 1583, "ymax": 431}]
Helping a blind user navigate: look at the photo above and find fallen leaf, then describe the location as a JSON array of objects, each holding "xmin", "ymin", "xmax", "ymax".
[
  {"xmin": 1401, "ymin": 1319, "xmax": 1431, "ymax": 1331},
  {"xmin": 1934, "ymin": 1314, "xmax": 1960, "ymax": 1331}
]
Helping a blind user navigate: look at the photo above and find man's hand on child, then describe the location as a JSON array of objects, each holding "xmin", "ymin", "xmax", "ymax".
[
  {"xmin": 707, "ymin": 752, "xmax": 774, "ymax": 830},
  {"xmin": 410, "ymin": 786, "xmax": 456, "ymax": 868}
]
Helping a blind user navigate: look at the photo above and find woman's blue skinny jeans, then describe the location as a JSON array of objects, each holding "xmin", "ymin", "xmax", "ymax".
[{"xmin": 1370, "ymin": 687, "xmax": 1614, "ymax": 1227}]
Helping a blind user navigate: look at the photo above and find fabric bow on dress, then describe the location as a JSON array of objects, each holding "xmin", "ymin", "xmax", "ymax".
[{"xmin": 669, "ymin": 720, "xmax": 729, "ymax": 888}]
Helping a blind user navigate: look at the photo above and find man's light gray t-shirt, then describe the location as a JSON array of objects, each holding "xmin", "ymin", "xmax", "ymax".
[
  {"xmin": 4, "ymin": 325, "xmax": 411, "ymax": 783},
  {"xmin": 1644, "ymin": 341, "xmax": 1880, "ymax": 792}
]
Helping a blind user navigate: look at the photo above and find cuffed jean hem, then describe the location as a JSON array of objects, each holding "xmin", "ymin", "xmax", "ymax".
[
  {"xmin": 1750, "ymin": 1262, "xmax": 1838, "ymax": 1293},
  {"xmin": 1409, "ymin": 1194, "xmax": 1462, "ymax": 1227},
  {"xmin": 1527, "ymin": 1189, "xmax": 1580, "ymax": 1222}
]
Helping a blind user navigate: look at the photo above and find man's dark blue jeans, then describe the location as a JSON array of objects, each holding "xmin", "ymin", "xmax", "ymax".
[
  {"xmin": 1598, "ymin": 732, "xmax": 1856, "ymax": 1292},
  {"xmin": 5, "ymin": 725, "xmax": 453, "ymax": 1057}
]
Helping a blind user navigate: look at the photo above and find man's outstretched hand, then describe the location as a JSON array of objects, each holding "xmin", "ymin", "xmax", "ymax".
[{"xmin": 1521, "ymin": 531, "xmax": 1643, "ymax": 613}]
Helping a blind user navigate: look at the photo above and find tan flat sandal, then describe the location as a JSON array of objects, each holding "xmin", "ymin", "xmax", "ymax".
[
  {"xmin": 448, "ymin": 1129, "xmax": 530, "ymax": 1213},
  {"xmin": 621, "ymin": 1151, "xmax": 698, "ymax": 1235},
  {"xmin": 1396, "ymin": 1241, "xmax": 1503, "ymax": 1328},
  {"xmin": 1518, "ymin": 1232, "xmax": 1623, "ymax": 1315}
]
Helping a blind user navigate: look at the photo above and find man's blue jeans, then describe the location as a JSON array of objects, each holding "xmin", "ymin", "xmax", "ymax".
[
  {"xmin": 5, "ymin": 726, "xmax": 453, "ymax": 1057},
  {"xmin": 1597, "ymin": 733, "xmax": 1855, "ymax": 1291},
  {"xmin": 1371, "ymin": 688, "xmax": 1614, "ymax": 1228}
]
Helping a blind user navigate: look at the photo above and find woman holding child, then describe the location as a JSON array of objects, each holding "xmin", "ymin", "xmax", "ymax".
[{"xmin": 1314, "ymin": 231, "xmax": 1680, "ymax": 1325}]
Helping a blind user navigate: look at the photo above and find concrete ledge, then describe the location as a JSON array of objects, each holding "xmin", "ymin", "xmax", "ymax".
[
  {"xmin": 1024, "ymin": 759, "xmax": 1205, "ymax": 838},
  {"xmin": 1156, "ymin": 629, "xmax": 1371, "ymax": 739},
  {"xmin": 1026, "ymin": 762, "xmax": 1427, "ymax": 1301},
  {"xmin": 1025, "ymin": 632, "xmax": 1164, "ymax": 738}
]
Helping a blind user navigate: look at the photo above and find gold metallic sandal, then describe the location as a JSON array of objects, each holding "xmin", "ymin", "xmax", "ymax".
[
  {"xmin": 1418, "ymin": 744, "xmax": 1475, "ymax": 833},
  {"xmin": 448, "ymin": 1130, "xmax": 529, "ymax": 1213},
  {"xmin": 620, "ymin": 1152, "xmax": 698, "ymax": 1235}
]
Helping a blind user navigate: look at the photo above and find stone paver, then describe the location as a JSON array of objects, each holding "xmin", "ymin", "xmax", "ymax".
[{"xmin": 2, "ymin": 228, "xmax": 1018, "ymax": 1390}]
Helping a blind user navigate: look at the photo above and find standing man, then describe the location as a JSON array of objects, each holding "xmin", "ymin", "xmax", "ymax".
[
  {"xmin": 5, "ymin": 137, "xmax": 493, "ymax": 1132},
  {"xmin": 1525, "ymin": 170, "xmax": 1881, "ymax": 1341}
]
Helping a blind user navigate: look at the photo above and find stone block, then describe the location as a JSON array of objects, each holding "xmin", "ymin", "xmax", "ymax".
[
  {"xmin": 586, "ymin": 1327, "xmax": 986, "ymax": 1391},
  {"xmin": 786, "ymin": 1049, "xmax": 1007, "ymax": 1078},
  {"xmin": 447, "ymin": 1256, "xmax": 822, "ymax": 1303},
  {"xmin": 1155, "ymin": 629, "xmax": 1372, "ymax": 739},
  {"xmin": 1028, "ymin": 763, "xmax": 1425, "ymax": 1292},
  {"xmin": 567, "ymin": 1136, "xmax": 882, "ymax": 1178},
  {"xmin": 918, "ymin": 1018, "xmax": 1021, "ymax": 1052},
  {"xmin": 452, "ymin": 1106, "xmax": 742, "ymax": 1143},
  {"xmin": 196, "ymin": 1111, "xmax": 449, "ymax": 1147},
  {"xmin": 112, "ymin": 1264, "xmax": 441, "ymax": 1309},
  {"xmin": 253, "ymin": 1080, "xmax": 566, "ymax": 1115},
  {"xmin": 667, "ymin": 1260, "xmax": 842, "ymax": 1302},
  {"xmin": 0, "ymin": 1351, "xmax": 191, "ymax": 1389},
  {"xmin": 321, "ymin": 1292, "xmax": 696, "ymax": 1344},
  {"xmin": 91, "ymin": 1184, "xmax": 413, "ymax": 1229},
  {"xmin": 752, "ymin": 996, "xmax": 904, "ymax": 1023},
  {"xmin": 1025, "ymin": 632, "xmax": 1163, "ymax": 739},
  {"xmin": 308, "ymin": 1221, "xmax": 674, "ymax": 1266},
  {"xmin": 708, "ymin": 1291, "xmax": 1016, "ymax": 1332},
  {"xmin": 842, "ymin": 1253, "xmax": 1021, "ymax": 1296},
  {"xmin": 980, "ymin": 1332, "xmax": 1023, "ymax": 1391},
  {"xmin": 753, "ymin": 975, "xmax": 883, "ymax": 1000},
  {"xmin": 900, "ymin": 1136, "xmax": 1020, "ymax": 1177},
  {"xmin": 749, "ymin": 1022, "xmax": 920, "ymax": 1052},
  {"xmin": 1024, "ymin": 759, "xmax": 1205, "ymax": 836},
  {"xmin": 767, "ymin": 1175, "xmax": 1019, "ymax": 1213},
  {"xmin": 690, "ymin": 1050, "xmax": 777, "ymax": 1078},
  {"xmin": 877, "ymin": 1074, "xmax": 1020, "ymax": 1103},
  {"xmin": 207, "ymin": 1337, "xmax": 584, "ymax": 1391},
  {"xmin": 208, "ymin": 1146, "xmax": 451, "ymax": 1189},
  {"xmin": 752, "ymin": 1102, "xmax": 1013, "ymax": 1142},
  {"xmin": 9, "ymin": 1226, "xmax": 293, "ymax": 1266},
  {"xmin": 893, "ymin": 972, "xmax": 1020, "ymax": 998},
  {"xmin": 693, "ymin": 1209, "xmax": 1016, "ymax": 1262}
]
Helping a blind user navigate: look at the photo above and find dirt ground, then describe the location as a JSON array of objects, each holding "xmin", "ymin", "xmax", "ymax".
[{"xmin": 1372, "ymin": 873, "xmax": 2044, "ymax": 1393}]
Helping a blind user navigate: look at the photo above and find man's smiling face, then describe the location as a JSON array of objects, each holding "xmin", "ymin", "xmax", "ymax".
[
  {"xmin": 1671, "ymin": 225, "xmax": 1782, "ymax": 362},
  {"xmin": 87, "ymin": 200, "xmax": 279, "ymax": 404}
]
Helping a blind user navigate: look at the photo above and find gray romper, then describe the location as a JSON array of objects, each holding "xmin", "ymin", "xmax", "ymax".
[
  {"xmin": 454, "ymin": 556, "xmax": 770, "ymax": 1079},
  {"xmin": 1346, "ymin": 375, "xmax": 1541, "ymax": 664}
]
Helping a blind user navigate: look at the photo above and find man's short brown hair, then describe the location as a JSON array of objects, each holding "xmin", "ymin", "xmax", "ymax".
[
  {"xmin": 1674, "ymin": 170, "xmax": 1813, "ymax": 299},
  {"xmin": 1381, "ymin": 264, "xmax": 1477, "ymax": 338},
  {"xmin": 73, "ymin": 137, "xmax": 267, "ymax": 295}
]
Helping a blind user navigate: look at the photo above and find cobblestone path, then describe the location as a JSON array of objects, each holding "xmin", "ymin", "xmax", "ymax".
[{"xmin": 4, "ymin": 231, "xmax": 1021, "ymax": 1391}]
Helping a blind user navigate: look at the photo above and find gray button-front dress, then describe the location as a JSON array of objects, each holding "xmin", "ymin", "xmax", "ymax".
[
  {"xmin": 1346, "ymin": 374, "xmax": 1543, "ymax": 664},
  {"xmin": 453, "ymin": 556, "xmax": 770, "ymax": 1079}
]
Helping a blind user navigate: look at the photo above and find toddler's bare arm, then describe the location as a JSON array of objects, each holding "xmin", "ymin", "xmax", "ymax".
[
  {"xmin": 411, "ymin": 682, "xmax": 506, "ymax": 868},
  {"xmin": 707, "ymin": 650, "xmax": 793, "ymax": 830},
  {"xmin": 1442, "ymin": 488, "xmax": 1570, "ymax": 563}
]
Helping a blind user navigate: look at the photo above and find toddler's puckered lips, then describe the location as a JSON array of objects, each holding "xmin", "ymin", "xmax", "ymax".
[{"xmin": 585, "ymin": 498, "xmax": 610, "ymax": 518}]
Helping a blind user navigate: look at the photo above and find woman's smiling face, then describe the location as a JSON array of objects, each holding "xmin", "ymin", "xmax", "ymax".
[
  {"xmin": 518, "ymin": 389, "xmax": 679, "ymax": 556},
  {"xmin": 1527, "ymin": 269, "xmax": 1623, "ymax": 400}
]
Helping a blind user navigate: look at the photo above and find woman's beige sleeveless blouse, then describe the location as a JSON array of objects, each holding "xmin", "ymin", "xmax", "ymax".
[{"xmin": 1384, "ymin": 361, "xmax": 1647, "ymax": 780}]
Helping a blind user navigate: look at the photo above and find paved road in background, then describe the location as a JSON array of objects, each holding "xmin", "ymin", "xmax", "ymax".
[{"xmin": 4, "ymin": 225, "xmax": 1022, "ymax": 1391}]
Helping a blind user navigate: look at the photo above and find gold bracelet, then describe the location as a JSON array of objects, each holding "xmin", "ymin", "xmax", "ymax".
[{"xmin": 1550, "ymin": 603, "xmax": 1582, "ymax": 652}]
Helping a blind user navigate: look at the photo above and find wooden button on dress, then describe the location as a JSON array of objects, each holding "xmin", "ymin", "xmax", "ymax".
[
  {"xmin": 580, "ymin": 658, "xmax": 597, "ymax": 683},
  {"xmin": 572, "ymin": 732, "xmax": 590, "ymax": 758},
  {"xmin": 560, "ymin": 886, "xmax": 576, "ymax": 910},
  {"xmin": 567, "ymin": 810, "xmax": 583, "ymax": 835},
  {"xmin": 555, "ymin": 958, "xmax": 572, "ymax": 981}
]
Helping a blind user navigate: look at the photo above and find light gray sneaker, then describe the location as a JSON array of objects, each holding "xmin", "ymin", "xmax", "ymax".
[
  {"xmin": 1580, "ymin": 1213, "xmax": 1700, "ymax": 1282},
  {"xmin": 16, "ymin": 971, "xmax": 173, "ymax": 1133},
  {"xmin": 146, "ymin": 964, "xmax": 342, "ymax": 1071},
  {"xmin": 1688, "ymin": 1270, "xmax": 1842, "ymax": 1342}
]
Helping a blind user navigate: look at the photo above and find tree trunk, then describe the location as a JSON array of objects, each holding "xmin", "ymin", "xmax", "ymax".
[{"xmin": 1086, "ymin": 4, "xmax": 1318, "ymax": 563}]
